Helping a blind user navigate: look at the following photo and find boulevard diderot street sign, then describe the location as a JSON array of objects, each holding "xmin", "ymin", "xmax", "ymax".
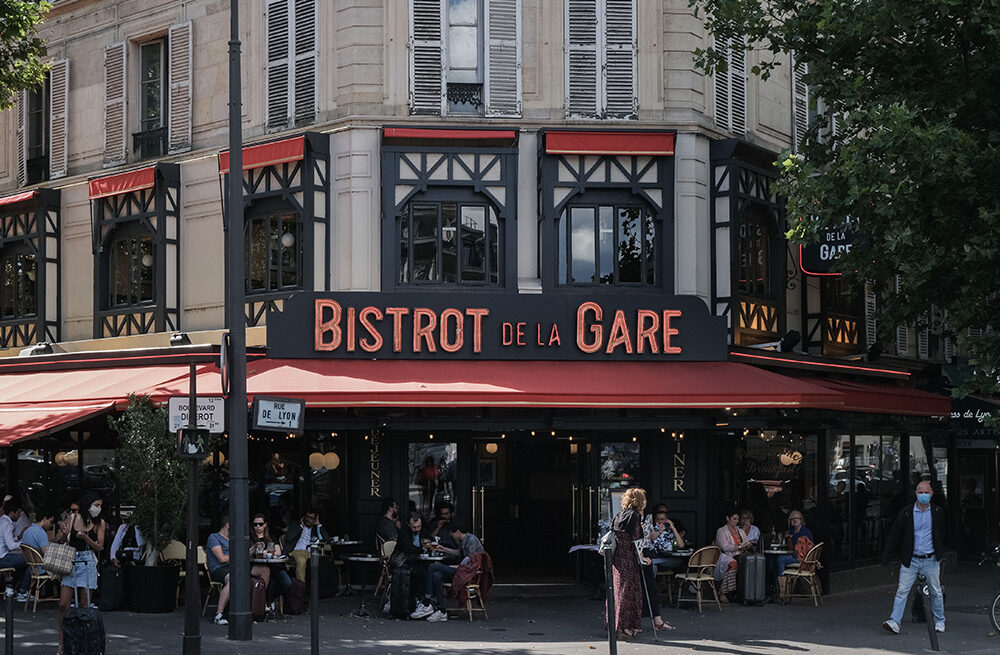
[{"xmin": 168, "ymin": 396, "xmax": 226, "ymax": 433}]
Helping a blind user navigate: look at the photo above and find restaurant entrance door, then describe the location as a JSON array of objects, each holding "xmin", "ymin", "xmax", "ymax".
[{"xmin": 957, "ymin": 450, "xmax": 999, "ymax": 560}]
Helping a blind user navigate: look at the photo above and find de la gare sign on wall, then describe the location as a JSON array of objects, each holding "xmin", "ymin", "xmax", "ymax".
[{"xmin": 267, "ymin": 292, "xmax": 727, "ymax": 361}]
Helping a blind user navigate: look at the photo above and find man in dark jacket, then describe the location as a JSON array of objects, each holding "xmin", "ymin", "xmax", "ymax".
[
  {"xmin": 881, "ymin": 480, "xmax": 946, "ymax": 634},
  {"xmin": 284, "ymin": 509, "xmax": 329, "ymax": 582}
]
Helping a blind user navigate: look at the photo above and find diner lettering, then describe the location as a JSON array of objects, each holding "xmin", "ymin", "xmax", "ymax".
[{"xmin": 673, "ymin": 440, "xmax": 686, "ymax": 492}]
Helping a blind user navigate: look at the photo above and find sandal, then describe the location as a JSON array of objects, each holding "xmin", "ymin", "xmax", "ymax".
[{"xmin": 654, "ymin": 620, "xmax": 676, "ymax": 631}]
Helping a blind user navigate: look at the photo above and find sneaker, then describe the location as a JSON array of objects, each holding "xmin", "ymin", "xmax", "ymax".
[
  {"xmin": 14, "ymin": 592, "xmax": 28, "ymax": 603},
  {"xmin": 934, "ymin": 622, "xmax": 945, "ymax": 633},
  {"xmin": 213, "ymin": 613, "xmax": 229, "ymax": 626},
  {"xmin": 383, "ymin": 601, "xmax": 391, "ymax": 614},
  {"xmin": 410, "ymin": 602, "xmax": 434, "ymax": 619},
  {"xmin": 882, "ymin": 619, "xmax": 900, "ymax": 634},
  {"xmin": 427, "ymin": 609, "xmax": 448, "ymax": 622}
]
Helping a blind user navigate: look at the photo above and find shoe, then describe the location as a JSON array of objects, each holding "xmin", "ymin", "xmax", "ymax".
[
  {"xmin": 383, "ymin": 601, "xmax": 391, "ymax": 614},
  {"xmin": 934, "ymin": 622, "xmax": 945, "ymax": 633},
  {"xmin": 427, "ymin": 609, "xmax": 448, "ymax": 622},
  {"xmin": 410, "ymin": 602, "xmax": 434, "ymax": 619},
  {"xmin": 882, "ymin": 619, "xmax": 900, "ymax": 634},
  {"xmin": 213, "ymin": 613, "xmax": 229, "ymax": 626},
  {"xmin": 14, "ymin": 593, "xmax": 28, "ymax": 603}
]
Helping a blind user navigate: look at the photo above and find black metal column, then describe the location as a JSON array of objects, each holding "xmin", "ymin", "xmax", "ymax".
[
  {"xmin": 183, "ymin": 363, "xmax": 201, "ymax": 654},
  {"xmin": 226, "ymin": 0, "xmax": 251, "ymax": 641}
]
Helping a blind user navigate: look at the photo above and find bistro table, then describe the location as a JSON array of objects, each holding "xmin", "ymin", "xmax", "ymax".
[
  {"xmin": 762, "ymin": 547, "xmax": 796, "ymax": 603},
  {"xmin": 418, "ymin": 554, "xmax": 446, "ymax": 562},
  {"xmin": 343, "ymin": 554, "xmax": 380, "ymax": 617},
  {"xmin": 324, "ymin": 540, "xmax": 363, "ymax": 596}
]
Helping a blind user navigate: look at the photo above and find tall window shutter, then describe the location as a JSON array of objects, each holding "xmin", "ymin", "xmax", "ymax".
[
  {"xmin": 103, "ymin": 42, "xmax": 127, "ymax": 168},
  {"xmin": 566, "ymin": 0, "xmax": 598, "ymax": 117},
  {"xmin": 942, "ymin": 311, "xmax": 955, "ymax": 361},
  {"xmin": 484, "ymin": 0, "xmax": 520, "ymax": 117},
  {"xmin": 410, "ymin": 0, "xmax": 444, "ymax": 116},
  {"xmin": 729, "ymin": 43, "xmax": 747, "ymax": 134},
  {"xmin": 917, "ymin": 312, "xmax": 929, "ymax": 359},
  {"xmin": 864, "ymin": 282, "xmax": 877, "ymax": 348},
  {"xmin": 266, "ymin": 0, "xmax": 292, "ymax": 130},
  {"xmin": 49, "ymin": 60, "xmax": 69, "ymax": 179},
  {"xmin": 293, "ymin": 0, "xmax": 317, "ymax": 125},
  {"xmin": 713, "ymin": 40, "xmax": 730, "ymax": 131},
  {"xmin": 791, "ymin": 55, "xmax": 808, "ymax": 153},
  {"xmin": 968, "ymin": 327, "xmax": 983, "ymax": 339},
  {"xmin": 15, "ymin": 92, "xmax": 26, "ymax": 187},
  {"xmin": 167, "ymin": 22, "xmax": 193, "ymax": 154},
  {"xmin": 603, "ymin": 0, "xmax": 636, "ymax": 118},
  {"xmin": 894, "ymin": 275, "xmax": 908, "ymax": 355}
]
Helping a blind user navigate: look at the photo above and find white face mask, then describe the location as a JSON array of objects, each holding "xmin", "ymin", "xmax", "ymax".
[{"xmin": 88, "ymin": 504, "xmax": 101, "ymax": 518}]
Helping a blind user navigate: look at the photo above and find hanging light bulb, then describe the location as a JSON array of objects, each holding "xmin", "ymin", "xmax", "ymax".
[
  {"xmin": 141, "ymin": 253, "xmax": 154, "ymax": 267},
  {"xmin": 323, "ymin": 452, "xmax": 341, "ymax": 470},
  {"xmin": 485, "ymin": 442, "xmax": 498, "ymax": 454},
  {"xmin": 281, "ymin": 232, "xmax": 295, "ymax": 248}
]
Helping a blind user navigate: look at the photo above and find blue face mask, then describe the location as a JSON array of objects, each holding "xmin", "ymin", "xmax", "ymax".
[{"xmin": 916, "ymin": 492, "xmax": 931, "ymax": 505}]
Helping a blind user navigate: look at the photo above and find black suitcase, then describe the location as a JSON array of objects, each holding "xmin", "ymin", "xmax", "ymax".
[
  {"xmin": 63, "ymin": 587, "xmax": 106, "ymax": 655},
  {"xmin": 737, "ymin": 553, "xmax": 767, "ymax": 605},
  {"xmin": 251, "ymin": 575, "xmax": 267, "ymax": 622},
  {"xmin": 389, "ymin": 565, "xmax": 414, "ymax": 619},
  {"xmin": 98, "ymin": 565, "xmax": 125, "ymax": 611}
]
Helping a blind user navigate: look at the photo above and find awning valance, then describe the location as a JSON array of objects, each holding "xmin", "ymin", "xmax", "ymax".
[
  {"xmin": 545, "ymin": 131, "xmax": 675, "ymax": 156},
  {"xmin": 809, "ymin": 378, "xmax": 951, "ymax": 416},
  {"xmin": 88, "ymin": 167, "xmax": 157, "ymax": 199},
  {"xmin": 218, "ymin": 136, "xmax": 306, "ymax": 174},
  {"xmin": 0, "ymin": 403, "xmax": 114, "ymax": 446},
  {"xmin": 0, "ymin": 190, "xmax": 39, "ymax": 209}
]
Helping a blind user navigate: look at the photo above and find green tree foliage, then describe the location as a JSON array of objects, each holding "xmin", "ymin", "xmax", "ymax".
[
  {"xmin": 109, "ymin": 395, "xmax": 187, "ymax": 563},
  {"xmin": 0, "ymin": 1, "xmax": 51, "ymax": 109},
  {"xmin": 690, "ymin": 0, "xmax": 1000, "ymax": 394}
]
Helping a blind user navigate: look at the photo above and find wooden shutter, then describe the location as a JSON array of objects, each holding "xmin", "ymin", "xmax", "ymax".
[
  {"xmin": 603, "ymin": 0, "xmax": 635, "ymax": 118},
  {"xmin": 864, "ymin": 282, "xmax": 877, "ymax": 348},
  {"xmin": 49, "ymin": 60, "xmax": 69, "ymax": 179},
  {"xmin": 894, "ymin": 275, "xmax": 908, "ymax": 355},
  {"xmin": 266, "ymin": 0, "xmax": 291, "ymax": 130},
  {"xmin": 729, "ymin": 41, "xmax": 746, "ymax": 134},
  {"xmin": 566, "ymin": 0, "xmax": 598, "ymax": 117},
  {"xmin": 917, "ymin": 312, "xmax": 929, "ymax": 359},
  {"xmin": 791, "ymin": 55, "xmax": 808, "ymax": 153},
  {"xmin": 168, "ymin": 22, "xmax": 192, "ymax": 153},
  {"xmin": 15, "ymin": 91, "xmax": 26, "ymax": 187},
  {"xmin": 411, "ymin": 0, "xmax": 444, "ymax": 116},
  {"xmin": 293, "ymin": 0, "xmax": 317, "ymax": 125},
  {"xmin": 103, "ymin": 42, "xmax": 127, "ymax": 168},
  {"xmin": 484, "ymin": 0, "xmax": 520, "ymax": 117},
  {"xmin": 714, "ymin": 39, "xmax": 730, "ymax": 131}
]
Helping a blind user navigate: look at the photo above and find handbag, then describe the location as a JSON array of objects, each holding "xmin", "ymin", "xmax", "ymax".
[{"xmin": 44, "ymin": 542, "xmax": 77, "ymax": 577}]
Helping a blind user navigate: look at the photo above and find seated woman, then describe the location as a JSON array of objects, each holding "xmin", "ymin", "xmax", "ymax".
[
  {"xmin": 645, "ymin": 509, "xmax": 686, "ymax": 570},
  {"xmin": 777, "ymin": 510, "xmax": 815, "ymax": 575},
  {"xmin": 250, "ymin": 514, "xmax": 292, "ymax": 610},
  {"xmin": 739, "ymin": 510, "xmax": 760, "ymax": 549},
  {"xmin": 714, "ymin": 510, "xmax": 751, "ymax": 602}
]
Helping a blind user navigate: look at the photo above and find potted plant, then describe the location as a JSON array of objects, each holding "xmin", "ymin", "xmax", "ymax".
[{"xmin": 110, "ymin": 394, "xmax": 187, "ymax": 613}]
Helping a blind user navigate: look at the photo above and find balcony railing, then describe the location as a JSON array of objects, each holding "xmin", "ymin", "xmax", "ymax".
[{"xmin": 132, "ymin": 127, "xmax": 168, "ymax": 160}]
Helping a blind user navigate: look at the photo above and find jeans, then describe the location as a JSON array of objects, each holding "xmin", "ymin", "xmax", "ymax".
[
  {"xmin": 776, "ymin": 554, "xmax": 798, "ymax": 576},
  {"xmin": 424, "ymin": 562, "xmax": 456, "ymax": 609},
  {"xmin": 890, "ymin": 558, "xmax": 944, "ymax": 625},
  {"xmin": 0, "ymin": 552, "xmax": 28, "ymax": 592},
  {"xmin": 268, "ymin": 568, "xmax": 293, "ymax": 603}
]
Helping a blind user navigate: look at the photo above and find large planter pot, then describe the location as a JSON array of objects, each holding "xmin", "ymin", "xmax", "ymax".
[{"xmin": 127, "ymin": 564, "xmax": 180, "ymax": 613}]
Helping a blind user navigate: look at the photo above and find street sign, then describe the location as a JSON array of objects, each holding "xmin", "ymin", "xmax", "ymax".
[
  {"xmin": 177, "ymin": 429, "xmax": 212, "ymax": 459},
  {"xmin": 168, "ymin": 396, "xmax": 226, "ymax": 433},
  {"xmin": 252, "ymin": 396, "xmax": 305, "ymax": 434}
]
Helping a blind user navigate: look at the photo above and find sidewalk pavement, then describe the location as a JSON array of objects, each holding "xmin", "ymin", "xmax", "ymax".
[{"xmin": 2, "ymin": 565, "xmax": 998, "ymax": 654}]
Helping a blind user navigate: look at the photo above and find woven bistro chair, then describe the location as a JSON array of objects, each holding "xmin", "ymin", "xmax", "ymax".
[
  {"xmin": 21, "ymin": 544, "xmax": 59, "ymax": 612},
  {"xmin": 780, "ymin": 542, "xmax": 824, "ymax": 606},
  {"xmin": 443, "ymin": 569, "xmax": 488, "ymax": 622},
  {"xmin": 675, "ymin": 545, "xmax": 722, "ymax": 613},
  {"xmin": 374, "ymin": 540, "xmax": 396, "ymax": 601}
]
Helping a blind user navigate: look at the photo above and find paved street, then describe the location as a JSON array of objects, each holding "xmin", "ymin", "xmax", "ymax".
[{"xmin": 3, "ymin": 565, "xmax": 998, "ymax": 654}]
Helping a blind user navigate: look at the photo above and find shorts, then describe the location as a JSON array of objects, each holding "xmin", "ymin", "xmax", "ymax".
[
  {"xmin": 210, "ymin": 565, "xmax": 230, "ymax": 584},
  {"xmin": 61, "ymin": 551, "xmax": 98, "ymax": 590}
]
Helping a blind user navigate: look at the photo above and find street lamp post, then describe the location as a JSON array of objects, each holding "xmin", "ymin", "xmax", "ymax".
[{"xmin": 226, "ymin": 0, "xmax": 251, "ymax": 641}]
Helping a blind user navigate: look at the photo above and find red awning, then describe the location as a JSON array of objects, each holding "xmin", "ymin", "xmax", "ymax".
[
  {"xmin": 0, "ymin": 364, "xmax": 195, "ymax": 408},
  {"xmin": 383, "ymin": 127, "xmax": 518, "ymax": 142},
  {"xmin": 545, "ymin": 131, "xmax": 675, "ymax": 156},
  {"xmin": 810, "ymin": 379, "xmax": 951, "ymax": 416},
  {"xmin": 218, "ymin": 136, "xmax": 305, "ymax": 174},
  {"xmin": 0, "ymin": 402, "xmax": 114, "ymax": 446},
  {"xmin": 0, "ymin": 190, "xmax": 39, "ymax": 208},
  {"xmin": 89, "ymin": 167, "xmax": 157, "ymax": 199},
  {"xmin": 243, "ymin": 359, "xmax": 842, "ymax": 408}
]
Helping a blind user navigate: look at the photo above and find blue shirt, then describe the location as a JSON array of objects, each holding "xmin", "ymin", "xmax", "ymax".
[
  {"xmin": 913, "ymin": 503, "xmax": 934, "ymax": 555},
  {"xmin": 21, "ymin": 524, "xmax": 48, "ymax": 553},
  {"xmin": 206, "ymin": 532, "xmax": 229, "ymax": 573}
]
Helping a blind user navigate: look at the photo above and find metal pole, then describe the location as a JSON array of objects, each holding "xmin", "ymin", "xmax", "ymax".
[
  {"xmin": 183, "ymin": 363, "xmax": 201, "ymax": 654},
  {"xmin": 917, "ymin": 574, "xmax": 940, "ymax": 651},
  {"xmin": 5, "ymin": 585, "xmax": 13, "ymax": 655},
  {"xmin": 599, "ymin": 543, "xmax": 617, "ymax": 655},
  {"xmin": 310, "ymin": 545, "xmax": 320, "ymax": 655},
  {"xmin": 226, "ymin": 0, "xmax": 251, "ymax": 641}
]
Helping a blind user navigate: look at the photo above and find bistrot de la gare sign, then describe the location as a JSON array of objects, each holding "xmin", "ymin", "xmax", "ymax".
[{"xmin": 267, "ymin": 292, "xmax": 727, "ymax": 361}]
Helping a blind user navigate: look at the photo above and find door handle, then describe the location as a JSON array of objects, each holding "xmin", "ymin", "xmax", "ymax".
[
  {"xmin": 480, "ymin": 487, "xmax": 486, "ymax": 544},
  {"xmin": 571, "ymin": 484, "xmax": 578, "ymax": 541},
  {"xmin": 588, "ymin": 486, "xmax": 595, "ymax": 542}
]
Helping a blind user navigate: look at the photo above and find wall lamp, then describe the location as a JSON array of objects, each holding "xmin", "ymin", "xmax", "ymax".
[
  {"xmin": 169, "ymin": 332, "xmax": 192, "ymax": 346},
  {"xmin": 750, "ymin": 330, "xmax": 801, "ymax": 353}
]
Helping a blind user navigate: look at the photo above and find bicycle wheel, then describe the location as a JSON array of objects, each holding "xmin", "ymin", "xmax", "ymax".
[{"xmin": 991, "ymin": 593, "xmax": 1000, "ymax": 634}]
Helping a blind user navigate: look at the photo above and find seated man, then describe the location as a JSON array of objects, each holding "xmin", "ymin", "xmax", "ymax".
[
  {"xmin": 0, "ymin": 499, "xmax": 29, "ymax": 602},
  {"xmin": 375, "ymin": 498, "xmax": 400, "ymax": 545},
  {"xmin": 411, "ymin": 525, "xmax": 484, "ymax": 622},
  {"xmin": 19, "ymin": 508, "xmax": 54, "ymax": 580},
  {"xmin": 425, "ymin": 502, "xmax": 460, "ymax": 563},
  {"xmin": 207, "ymin": 517, "xmax": 232, "ymax": 626},
  {"xmin": 284, "ymin": 508, "xmax": 328, "ymax": 582}
]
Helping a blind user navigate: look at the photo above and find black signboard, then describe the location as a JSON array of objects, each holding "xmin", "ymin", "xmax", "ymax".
[
  {"xmin": 951, "ymin": 396, "xmax": 1000, "ymax": 447},
  {"xmin": 800, "ymin": 224, "xmax": 855, "ymax": 276},
  {"xmin": 267, "ymin": 291, "xmax": 727, "ymax": 361}
]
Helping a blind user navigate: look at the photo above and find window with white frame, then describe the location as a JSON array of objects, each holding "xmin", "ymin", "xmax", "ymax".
[
  {"xmin": 410, "ymin": 0, "xmax": 521, "ymax": 117},
  {"xmin": 0, "ymin": 245, "xmax": 37, "ymax": 319},
  {"xmin": 15, "ymin": 60, "xmax": 68, "ymax": 185},
  {"xmin": 266, "ymin": 0, "xmax": 317, "ymax": 131},
  {"xmin": 714, "ymin": 38, "xmax": 746, "ymax": 135},
  {"xmin": 134, "ymin": 39, "xmax": 167, "ymax": 159},
  {"xmin": 565, "ymin": 0, "xmax": 636, "ymax": 119}
]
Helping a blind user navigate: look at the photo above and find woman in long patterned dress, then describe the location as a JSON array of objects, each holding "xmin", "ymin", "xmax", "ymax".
[{"xmin": 607, "ymin": 488, "xmax": 646, "ymax": 638}]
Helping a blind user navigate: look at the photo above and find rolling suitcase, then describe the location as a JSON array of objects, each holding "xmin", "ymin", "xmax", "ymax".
[
  {"xmin": 737, "ymin": 553, "xmax": 767, "ymax": 605},
  {"xmin": 251, "ymin": 575, "xmax": 267, "ymax": 622},
  {"xmin": 98, "ymin": 565, "xmax": 125, "ymax": 611},
  {"xmin": 63, "ymin": 586, "xmax": 106, "ymax": 655},
  {"xmin": 389, "ymin": 565, "xmax": 414, "ymax": 619}
]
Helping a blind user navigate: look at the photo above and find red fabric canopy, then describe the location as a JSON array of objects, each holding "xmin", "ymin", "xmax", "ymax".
[
  {"xmin": 0, "ymin": 365, "xmax": 194, "ymax": 408},
  {"xmin": 243, "ymin": 359, "xmax": 842, "ymax": 409},
  {"xmin": 383, "ymin": 127, "xmax": 517, "ymax": 142},
  {"xmin": 545, "ymin": 131, "xmax": 675, "ymax": 156},
  {"xmin": 0, "ymin": 402, "xmax": 113, "ymax": 446},
  {"xmin": 809, "ymin": 378, "xmax": 950, "ymax": 416},
  {"xmin": 0, "ymin": 190, "xmax": 39, "ymax": 208},
  {"xmin": 218, "ymin": 136, "xmax": 305, "ymax": 174},
  {"xmin": 89, "ymin": 167, "xmax": 156, "ymax": 199}
]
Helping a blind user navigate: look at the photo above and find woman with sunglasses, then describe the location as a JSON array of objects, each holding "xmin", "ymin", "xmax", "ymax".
[{"xmin": 249, "ymin": 514, "xmax": 292, "ymax": 613}]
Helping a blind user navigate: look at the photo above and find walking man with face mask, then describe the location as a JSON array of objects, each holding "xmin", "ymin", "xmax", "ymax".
[{"xmin": 882, "ymin": 480, "xmax": 946, "ymax": 634}]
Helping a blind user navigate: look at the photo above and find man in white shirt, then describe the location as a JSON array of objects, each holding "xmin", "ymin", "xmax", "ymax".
[
  {"xmin": 0, "ymin": 498, "xmax": 30, "ymax": 602},
  {"xmin": 110, "ymin": 517, "xmax": 146, "ymax": 566},
  {"xmin": 283, "ymin": 509, "xmax": 328, "ymax": 581}
]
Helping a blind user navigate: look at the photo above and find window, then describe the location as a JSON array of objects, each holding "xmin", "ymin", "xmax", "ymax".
[
  {"xmin": 0, "ymin": 248, "xmax": 37, "ymax": 319},
  {"xmin": 737, "ymin": 208, "xmax": 772, "ymax": 298},
  {"xmin": 399, "ymin": 201, "xmax": 501, "ymax": 285},
  {"xmin": 821, "ymin": 277, "xmax": 863, "ymax": 316},
  {"xmin": 714, "ymin": 38, "xmax": 747, "ymax": 134},
  {"xmin": 246, "ymin": 210, "xmax": 301, "ymax": 294},
  {"xmin": 134, "ymin": 40, "xmax": 167, "ymax": 159},
  {"xmin": 107, "ymin": 231, "xmax": 154, "ymax": 307},
  {"xmin": 266, "ymin": 0, "xmax": 317, "ymax": 131},
  {"xmin": 25, "ymin": 77, "xmax": 49, "ymax": 184},
  {"xmin": 557, "ymin": 204, "xmax": 655, "ymax": 286},
  {"xmin": 565, "ymin": 0, "xmax": 636, "ymax": 119},
  {"xmin": 410, "ymin": 0, "xmax": 520, "ymax": 117}
]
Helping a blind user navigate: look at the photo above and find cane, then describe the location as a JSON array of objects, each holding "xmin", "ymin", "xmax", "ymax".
[{"xmin": 634, "ymin": 540, "xmax": 659, "ymax": 642}]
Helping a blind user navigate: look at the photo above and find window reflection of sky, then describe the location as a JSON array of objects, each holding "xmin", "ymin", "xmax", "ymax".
[{"xmin": 571, "ymin": 207, "xmax": 595, "ymax": 282}]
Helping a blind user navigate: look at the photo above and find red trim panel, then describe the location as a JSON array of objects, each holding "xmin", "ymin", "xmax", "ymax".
[
  {"xmin": 0, "ymin": 190, "xmax": 39, "ymax": 208},
  {"xmin": 798, "ymin": 244, "xmax": 843, "ymax": 277},
  {"xmin": 383, "ymin": 127, "xmax": 517, "ymax": 142},
  {"xmin": 730, "ymin": 351, "xmax": 910, "ymax": 379},
  {"xmin": 88, "ymin": 167, "xmax": 157, "ymax": 199},
  {"xmin": 546, "ymin": 131, "xmax": 675, "ymax": 156},
  {"xmin": 808, "ymin": 378, "xmax": 951, "ymax": 416},
  {"xmin": 0, "ymin": 402, "xmax": 114, "ymax": 446},
  {"xmin": 218, "ymin": 136, "xmax": 306, "ymax": 174}
]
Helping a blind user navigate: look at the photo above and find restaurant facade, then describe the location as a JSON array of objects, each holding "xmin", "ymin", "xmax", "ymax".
[{"xmin": 0, "ymin": 0, "xmax": 977, "ymax": 591}]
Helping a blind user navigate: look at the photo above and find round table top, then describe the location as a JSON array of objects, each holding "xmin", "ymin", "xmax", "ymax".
[
  {"xmin": 251, "ymin": 556, "xmax": 288, "ymax": 564},
  {"xmin": 343, "ymin": 554, "xmax": 380, "ymax": 563},
  {"xmin": 763, "ymin": 549, "xmax": 795, "ymax": 555},
  {"xmin": 327, "ymin": 540, "xmax": 362, "ymax": 546},
  {"xmin": 418, "ymin": 554, "xmax": 445, "ymax": 561}
]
